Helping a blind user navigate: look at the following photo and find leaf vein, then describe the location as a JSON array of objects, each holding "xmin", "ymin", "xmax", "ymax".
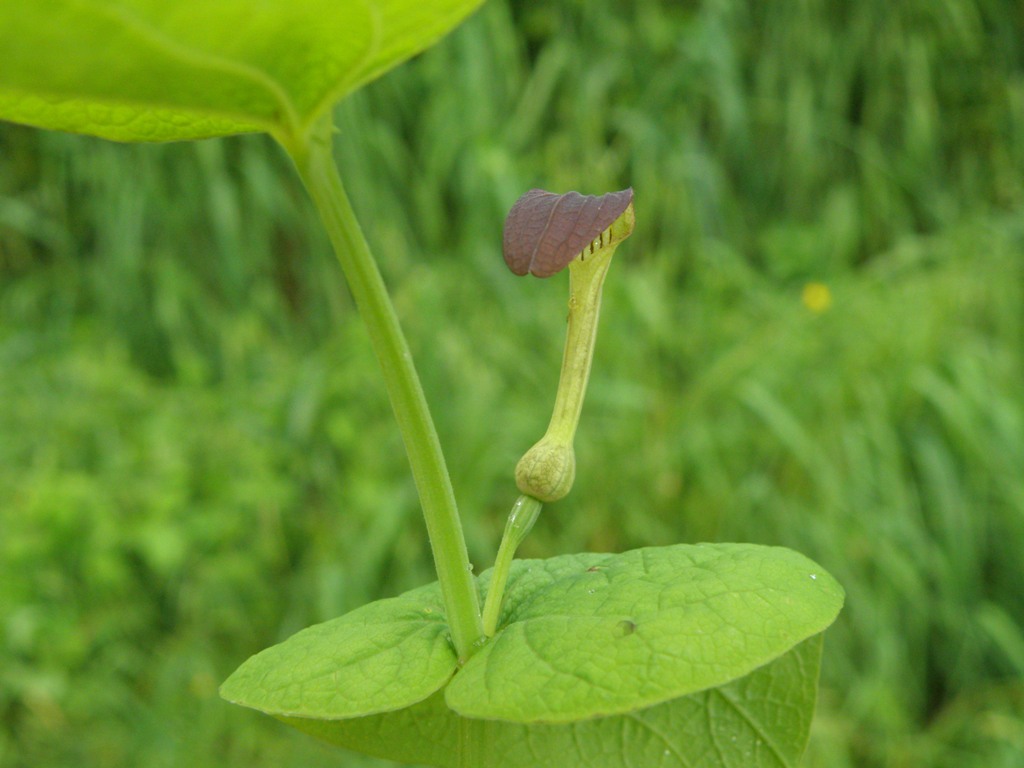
[
  {"xmin": 304, "ymin": 0, "xmax": 383, "ymax": 133},
  {"xmin": 711, "ymin": 685, "xmax": 790, "ymax": 766},
  {"xmin": 77, "ymin": 0, "xmax": 299, "ymax": 132},
  {"xmin": 622, "ymin": 710, "xmax": 695, "ymax": 768}
]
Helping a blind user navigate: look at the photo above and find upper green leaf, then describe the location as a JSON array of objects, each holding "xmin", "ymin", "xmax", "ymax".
[
  {"xmin": 0, "ymin": 0, "xmax": 483, "ymax": 142},
  {"xmin": 447, "ymin": 543, "xmax": 843, "ymax": 722}
]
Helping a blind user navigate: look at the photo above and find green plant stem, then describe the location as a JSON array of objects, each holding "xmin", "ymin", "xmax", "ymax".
[
  {"xmin": 482, "ymin": 495, "xmax": 543, "ymax": 636},
  {"xmin": 279, "ymin": 116, "xmax": 483, "ymax": 663}
]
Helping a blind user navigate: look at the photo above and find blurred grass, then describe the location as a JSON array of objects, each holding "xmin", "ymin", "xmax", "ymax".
[{"xmin": 2, "ymin": 0, "xmax": 1023, "ymax": 766}]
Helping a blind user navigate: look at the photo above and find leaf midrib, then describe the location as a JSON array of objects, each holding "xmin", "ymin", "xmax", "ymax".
[
  {"xmin": 71, "ymin": 0, "xmax": 299, "ymax": 132},
  {"xmin": 711, "ymin": 686, "xmax": 789, "ymax": 767},
  {"xmin": 303, "ymin": 0, "xmax": 383, "ymax": 139},
  {"xmin": 622, "ymin": 710, "xmax": 696, "ymax": 768}
]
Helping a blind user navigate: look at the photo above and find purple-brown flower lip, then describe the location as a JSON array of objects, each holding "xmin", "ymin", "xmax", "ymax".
[{"xmin": 502, "ymin": 188, "xmax": 634, "ymax": 277}]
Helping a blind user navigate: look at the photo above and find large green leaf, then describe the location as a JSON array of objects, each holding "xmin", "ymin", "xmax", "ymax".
[
  {"xmin": 0, "ymin": 0, "xmax": 483, "ymax": 142},
  {"xmin": 449, "ymin": 543, "xmax": 843, "ymax": 722},
  {"xmin": 285, "ymin": 635, "xmax": 827, "ymax": 768}
]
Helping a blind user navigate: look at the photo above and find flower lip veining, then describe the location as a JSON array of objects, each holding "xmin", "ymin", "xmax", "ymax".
[{"xmin": 502, "ymin": 188, "xmax": 634, "ymax": 277}]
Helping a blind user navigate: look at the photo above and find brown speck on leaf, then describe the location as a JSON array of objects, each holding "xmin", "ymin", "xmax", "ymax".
[
  {"xmin": 616, "ymin": 619, "xmax": 637, "ymax": 636},
  {"xmin": 502, "ymin": 188, "xmax": 634, "ymax": 277}
]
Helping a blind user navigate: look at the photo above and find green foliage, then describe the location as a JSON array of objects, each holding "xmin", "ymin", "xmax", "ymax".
[
  {"xmin": 223, "ymin": 545, "xmax": 838, "ymax": 766},
  {"xmin": 447, "ymin": 545, "xmax": 840, "ymax": 722},
  {"xmin": 0, "ymin": 0, "xmax": 483, "ymax": 142},
  {"xmin": 222, "ymin": 591, "xmax": 458, "ymax": 719},
  {"xmin": 2, "ymin": 0, "xmax": 1023, "ymax": 767},
  {"xmin": 6, "ymin": 0, "xmax": 843, "ymax": 763},
  {"xmin": 285, "ymin": 636, "xmax": 825, "ymax": 768},
  {"xmin": 1, "ymin": 0, "xmax": 847, "ymax": 762},
  {"xmin": 222, "ymin": 544, "xmax": 841, "ymax": 721}
]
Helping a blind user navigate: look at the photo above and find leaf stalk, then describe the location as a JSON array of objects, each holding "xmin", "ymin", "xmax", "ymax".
[
  {"xmin": 279, "ymin": 115, "xmax": 484, "ymax": 663},
  {"xmin": 482, "ymin": 495, "xmax": 543, "ymax": 636}
]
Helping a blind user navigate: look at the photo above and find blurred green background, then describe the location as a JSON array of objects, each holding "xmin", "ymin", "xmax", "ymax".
[{"xmin": 2, "ymin": 0, "xmax": 1023, "ymax": 766}]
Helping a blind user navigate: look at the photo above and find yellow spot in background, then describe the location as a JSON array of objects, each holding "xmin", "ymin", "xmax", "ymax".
[{"xmin": 802, "ymin": 281, "xmax": 832, "ymax": 314}]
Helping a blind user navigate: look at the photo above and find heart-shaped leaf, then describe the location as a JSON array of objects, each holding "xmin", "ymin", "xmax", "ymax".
[
  {"xmin": 284, "ymin": 635, "xmax": 826, "ymax": 768},
  {"xmin": 0, "ymin": 0, "xmax": 483, "ymax": 142},
  {"xmin": 449, "ymin": 542, "xmax": 843, "ymax": 722}
]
